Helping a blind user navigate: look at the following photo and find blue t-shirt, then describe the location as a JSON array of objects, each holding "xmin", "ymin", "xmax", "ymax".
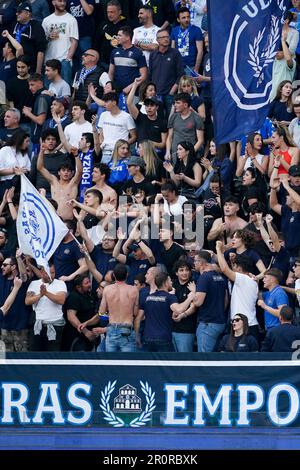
[
  {"xmin": 68, "ymin": 0, "xmax": 95, "ymax": 37},
  {"xmin": 263, "ymin": 285, "xmax": 289, "ymax": 330},
  {"xmin": 139, "ymin": 286, "xmax": 150, "ymax": 310},
  {"xmin": 110, "ymin": 46, "xmax": 147, "ymax": 91},
  {"xmin": 53, "ymin": 240, "xmax": 83, "ymax": 279},
  {"xmin": 196, "ymin": 270, "xmax": 227, "ymax": 324},
  {"xmin": 108, "ymin": 159, "xmax": 131, "ymax": 185},
  {"xmin": 126, "ymin": 257, "xmax": 151, "ymax": 285},
  {"xmin": 0, "ymin": 278, "xmax": 31, "ymax": 331},
  {"xmin": 91, "ymin": 245, "xmax": 117, "ymax": 277},
  {"xmin": 281, "ymin": 205, "xmax": 300, "ymax": 256},
  {"xmin": 171, "ymin": 24, "xmax": 203, "ymax": 67},
  {"xmin": 143, "ymin": 290, "xmax": 178, "ymax": 342},
  {"xmin": 0, "ymin": 58, "xmax": 17, "ymax": 84}
]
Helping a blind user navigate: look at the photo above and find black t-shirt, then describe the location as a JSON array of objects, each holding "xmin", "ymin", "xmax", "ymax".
[
  {"xmin": 122, "ymin": 177, "xmax": 155, "ymax": 197},
  {"xmin": 160, "ymin": 242, "xmax": 187, "ymax": 277},
  {"xmin": 65, "ymin": 290, "xmax": 98, "ymax": 323},
  {"xmin": 6, "ymin": 77, "xmax": 34, "ymax": 124},
  {"xmin": 64, "ymin": 289, "xmax": 98, "ymax": 347},
  {"xmin": 94, "ymin": 17, "xmax": 127, "ymax": 65},
  {"xmin": 172, "ymin": 279, "xmax": 197, "ymax": 334},
  {"xmin": 10, "ymin": 20, "xmax": 47, "ymax": 71},
  {"xmin": 135, "ymin": 112, "xmax": 167, "ymax": 144},
  {"xmin": 203, "ymin": 188, "xmax": 222, "ymax": 219},
  {"xmin": 218, "ymin": 334, "xmax": 258, "ymax": 352}
]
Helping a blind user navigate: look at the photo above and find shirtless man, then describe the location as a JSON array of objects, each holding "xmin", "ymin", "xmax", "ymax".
[
  {"xmin": 79, "ymin": 263, "xmax": 138, "ymax": 352},
  {"xmin": 207, "ymin": 196, "xmax": 247, "ymax": 245},
  {"xmin": 37, "ymin": 143, "xmax": 82, "ymax": 220},
  {"xmin": 91, "ymin": 163, "xmax": 117, "ymax": 213}
]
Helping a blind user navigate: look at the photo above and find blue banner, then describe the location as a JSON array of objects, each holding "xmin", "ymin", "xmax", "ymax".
[
  {"xmin": 0, "ymin": 352, "xmax": 300, "ymax": 429},
  {"xmin": 208, "ymin": 0, "xmax": 289, "ymax": 144}
]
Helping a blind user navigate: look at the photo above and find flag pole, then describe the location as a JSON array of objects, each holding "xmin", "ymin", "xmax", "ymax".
[{"xmin": 217, "ymin": 166, "xmax": 227, "ymax": 245}]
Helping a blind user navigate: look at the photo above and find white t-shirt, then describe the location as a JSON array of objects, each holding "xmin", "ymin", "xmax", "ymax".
[
  {"xmin": 27, "ymin": 279, "xmax": 67, "ymax": 322},
  {"xmin": 132, "ymin": 24, "xmax": 159, "ymax": 66},
  {"xmin": 98, "ymin": 111, "xmax": 135, "ymax": 152},
  {"xmin": 42, "ymin": 12, "xmax": 79, "ymax": 62},
  {"xmin": 295, "ymin": 278, "xmax": 300, "ymax": 307},
  {"xmin": 163, "ymin": 195, "xmax": 188, "ymax": 216},
  {"xmin": 64, "ymin": 120, "xmax": 93, "ymax": 147},
  {"xmin": 0, "ymin": 146, "xmax": 31, "ymax": 181},
  {"xmin": 230, "ymin": 272, "xmax": 258, "ymax": 326},
  {"xmin": 49, "ymin": 78, "xmax": 71, "ymax": 98}
]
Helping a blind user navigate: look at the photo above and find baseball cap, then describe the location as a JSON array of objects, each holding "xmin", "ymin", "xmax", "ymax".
[
  {"xmin": 144, "ymin": 95, "xmax": 160, "ymax": 106},
  {"xmin": 265, "ymin": 268, "xmax": 282, "ymax": 283},
  {"xmin": 127, "ymin": 156, "xmax": 145, "ymax": 168},
  {"xmin": 17, "ymin": 2, "xmax": 32, "ymax": 12},
  {"xmin": 288, "ymin": 164, "xmax": 300, "ymax": 177}
]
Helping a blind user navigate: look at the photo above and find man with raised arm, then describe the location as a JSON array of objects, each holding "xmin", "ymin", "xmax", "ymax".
[{"xmin": 36, "ymin": 142, "xmax": 82, "ymax": 220}]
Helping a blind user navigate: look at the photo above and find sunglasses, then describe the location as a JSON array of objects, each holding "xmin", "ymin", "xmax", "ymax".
[{"xmin": 232, "ymin": 318, "xmax": 242, "ymax": 324}]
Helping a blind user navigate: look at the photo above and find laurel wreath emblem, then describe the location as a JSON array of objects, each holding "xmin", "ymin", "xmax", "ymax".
[
  {"xmin": 100, "ymin": 380, "xmax": 156, "ymax": 428},
  {"xmin": 248, "ymin": 15, "xmax": 279, "ymax": 87}
]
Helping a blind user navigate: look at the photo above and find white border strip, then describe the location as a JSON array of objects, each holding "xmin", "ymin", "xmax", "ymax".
[{"xmin": 0, "ymin": 359, "xmax": 299, "ymax": 367}]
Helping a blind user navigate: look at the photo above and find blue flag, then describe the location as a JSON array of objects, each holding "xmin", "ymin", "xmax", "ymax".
[{"xmin": 208, "ymin": 0, "xmax": 289, "ymax": 144}]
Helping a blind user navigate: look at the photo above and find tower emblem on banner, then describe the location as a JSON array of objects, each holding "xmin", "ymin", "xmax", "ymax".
[{"xmin": 100, "ymin": 381, "xmax": 156, "ymax": 428}]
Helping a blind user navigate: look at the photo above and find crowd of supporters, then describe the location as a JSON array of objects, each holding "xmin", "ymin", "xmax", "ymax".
[{"xmin": 0, "ymin": 0, "xmax": 300, "ymax": 354}]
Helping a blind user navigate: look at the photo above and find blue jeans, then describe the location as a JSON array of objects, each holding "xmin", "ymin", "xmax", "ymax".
[
  {"xmin": 61, "ymin": 59, "xmax": 73, "ymax": 86},
  {"xmin": 172, "ymin": 332, "xmax": 195, "ymax": 352},
  {"xmin": 105, "ymin": 324, "xmax": 136, "ymax": 352},
  {"xmin": 196, "ymin": 322, "xmax": 225, "ymax": 352}
]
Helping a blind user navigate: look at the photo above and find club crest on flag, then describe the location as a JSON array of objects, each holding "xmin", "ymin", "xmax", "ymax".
[
  {"xmin": 208, "ymin": 0, "xmax": 289, "ymax": 143},
  {"xmin": 17, "ymin": 175, "xmax": 68, "ymax": 269},
  {"xmin": 224, "ymin": 0, "xmax": 286, "ymax": 110}
]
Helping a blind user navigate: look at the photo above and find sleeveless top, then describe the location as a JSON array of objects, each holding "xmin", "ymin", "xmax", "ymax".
[{"xmin": 278, "ymin": 149, "xmax": 292, "ymax": 175}]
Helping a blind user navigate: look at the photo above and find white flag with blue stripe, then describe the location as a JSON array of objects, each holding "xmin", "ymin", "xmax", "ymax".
[{"xmin": 17, "ymin": 175, "xmax": 68, "ymax": 270}]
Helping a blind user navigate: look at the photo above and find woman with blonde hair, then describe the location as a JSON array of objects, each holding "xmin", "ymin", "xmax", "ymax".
[
  {"xmin": 178, "ymin": 75, "xmax": 205, "ymax": 120},
  {"xmin": 108, "ymin": 139, "xmax": 131, "ymax": 192},
  {"xmin": 138, "ymin": 140, "xmax": 165, "ymax": 191}
]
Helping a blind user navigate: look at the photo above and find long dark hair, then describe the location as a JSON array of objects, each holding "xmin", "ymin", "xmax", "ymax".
[
  {"xmin": 227, "ymin": 313, "xmax": 249, "ymax": 352},
  {"xmin": 6, "ymin": 129, "xmax": 30, "ymax": 155},
  {"xmin": 174, "ymin": 141, "xmax": 196, "ymax": 175}
]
